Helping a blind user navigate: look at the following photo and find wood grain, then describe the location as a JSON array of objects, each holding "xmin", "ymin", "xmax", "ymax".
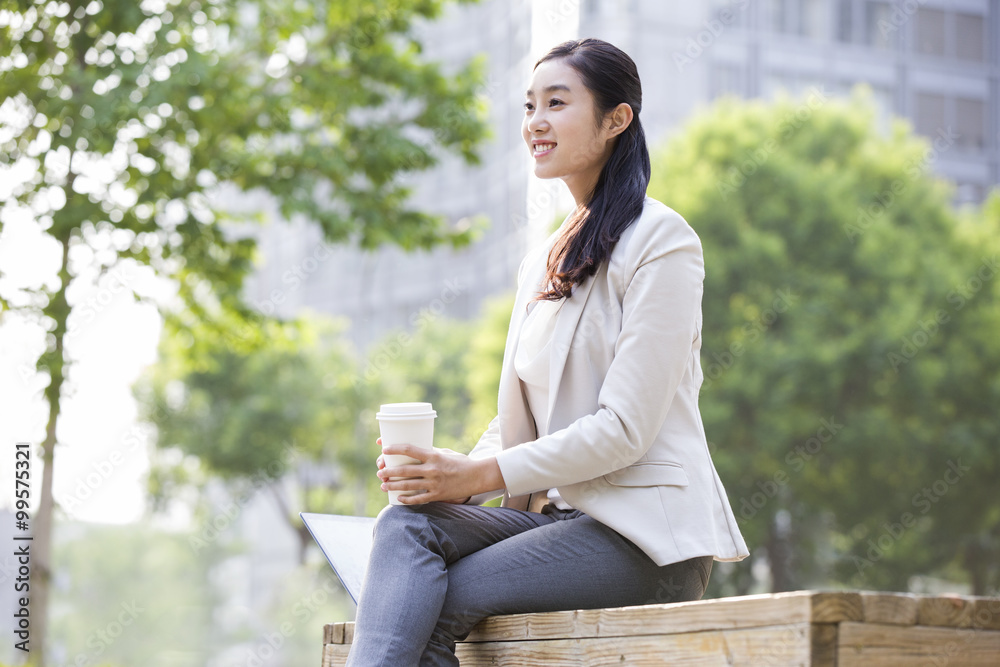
[
  {"xmin": 860, "ymin": 592, "xmax": 919, "ymax": 626},
  {"xmin": 323, "ymin": 623, "xmax": 345, "ymax": 645},
  {"xmin": 319, "ymin": 591, "xmax": 1000, "ymax": 666},
  {"xmin": 810, "ymin": 623, "xmax": 838, "ymax": 666},
  {"xmin": 809, "ymin": 592, "xmax": 863, "ymax": 624},
  {"xmin": 918, "ymin": 594, "xmax": 976, "ymax": 628},
  {"xmin": 465, "ymin": 591, "xmax": 849, "ymax": 643},
  {"xmin": 972, "ymin": 597, "xmax": 1000, "ymax": 631},
  {"xmin": 456, "ymin": 624, "xmax": 814, "ymax": 666},
  {"xmin": 838, "ymin": 621, "xmax": 1000, "ymax": 666}
]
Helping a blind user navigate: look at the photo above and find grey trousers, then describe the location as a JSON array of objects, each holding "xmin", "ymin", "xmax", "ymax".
[{"xmin": 345, "ymin": 501, "xmax": 713, "ymax": 667}]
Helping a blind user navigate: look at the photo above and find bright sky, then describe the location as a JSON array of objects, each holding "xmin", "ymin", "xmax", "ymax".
[{"xmin": 0, "ymin": 202, "xmax": 167, "ymax": 525}]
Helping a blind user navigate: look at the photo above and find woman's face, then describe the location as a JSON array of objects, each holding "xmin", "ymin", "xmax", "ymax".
[{"xmin": 522, "ymin": 58, "xmax": 629, "ymax": 204}]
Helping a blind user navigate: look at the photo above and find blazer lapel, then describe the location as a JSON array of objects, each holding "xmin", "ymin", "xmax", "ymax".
[
  {"xmin": 542, "ymin": 269, "xmax": 598, "ymax": 435},
  {"xmin": 496, "ymin": 240, "xmax": 552, "ymax": 449}
]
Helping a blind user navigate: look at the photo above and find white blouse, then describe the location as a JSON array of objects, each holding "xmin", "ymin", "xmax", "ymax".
[{"xmin": 513, "ymin": 295, "xmax": 574, "ymax": 510}]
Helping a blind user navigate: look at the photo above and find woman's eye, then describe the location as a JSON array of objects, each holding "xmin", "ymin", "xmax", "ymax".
[{"xmin": 523, "ymin": 99, "xmax": 563, "ymax": 111}]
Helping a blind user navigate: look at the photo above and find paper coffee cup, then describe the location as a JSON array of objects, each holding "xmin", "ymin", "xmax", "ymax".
[{"xmin": 376, "ymin": 402, "xmax": 437, "ymax": 505}]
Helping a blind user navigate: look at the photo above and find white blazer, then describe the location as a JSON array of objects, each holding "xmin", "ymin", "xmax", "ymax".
[{"xmin": 466, "ymin": 195, "xmax": 750, "ymax": 567}]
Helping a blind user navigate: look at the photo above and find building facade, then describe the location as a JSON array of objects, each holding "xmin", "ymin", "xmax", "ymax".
[{"xmin": 242, "ymin": 1, "xmax": 998, "ymax": 347}]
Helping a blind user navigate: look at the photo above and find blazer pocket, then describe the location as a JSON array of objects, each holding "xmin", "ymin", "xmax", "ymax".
[{"xmin": 603, "ymin": 461, "xmax": 689, "ymax": 487}]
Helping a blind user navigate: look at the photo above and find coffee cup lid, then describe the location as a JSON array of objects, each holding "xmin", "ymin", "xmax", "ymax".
[{"xmin": 376, "ymin": 402, "xmax": 437, "ymax": 420}]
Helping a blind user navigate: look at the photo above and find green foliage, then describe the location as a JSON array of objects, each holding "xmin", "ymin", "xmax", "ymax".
[
  {"xmin": 371, "ymin": 312, "xmax": 476, "ymax": 453},
  {"xmin": 47, "ymin": 521, "xmax": 225, "ymax": 667},
  {"xmin": 650, "ymin": 85, "xmax": 1000, "ymax": 593},
  {"xmin": 134, "ymin": 311, "xmax": 373, "ymax": 523},
  {"xmin": 1, "ymin": 1, "xmax": 489, "ymax": 655},
  {"xmin": 463, "ymin": 291, "xmax": 514, "ymax": 444}
]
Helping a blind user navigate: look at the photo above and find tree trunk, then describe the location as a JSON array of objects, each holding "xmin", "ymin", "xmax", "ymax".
[
  {"xmin": 767, "ymin": 511, "xmax": 795, "ymax": 593},
  {"xmin": 963, "ymin": 538, "xmax": 988, "ymax": 597},
  {"xmin": 269, "ymin": 484, "xmax": 311, "ymax": 566},
  {"xmin": 31, "ymin": 232, "xmax": 72, "ymax": 666}
]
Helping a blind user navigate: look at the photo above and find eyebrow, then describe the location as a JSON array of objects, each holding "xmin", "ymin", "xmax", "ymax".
[{"xmin": 525, "ymin": 84, "xmax": 572, "ymax": 97}]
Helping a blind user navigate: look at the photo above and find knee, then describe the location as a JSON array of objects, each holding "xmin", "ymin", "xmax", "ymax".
[{"xmin": 373, "ymin": 504, "xmax": 428, "ymax": 538}]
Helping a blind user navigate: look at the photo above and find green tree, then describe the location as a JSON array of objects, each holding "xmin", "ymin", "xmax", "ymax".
[
  {"xmin": 133, "ymin": 312, "xmax": 370, "ymax": 562},
  {"xmin": 649, "ymin": 85, "xmax": 1000, "ymax": 594},
  {"xmin": 462, "ymin": 291, "xmax": 514, "ymax": 446},
  {"xmin": 0, "ymin": 0, "xmax": 488, "ymax": 659}
]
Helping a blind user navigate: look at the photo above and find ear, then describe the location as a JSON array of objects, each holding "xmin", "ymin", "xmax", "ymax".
[{"xmin": 606, "ymin": 103, "xmax": 633, "ymax": 138}]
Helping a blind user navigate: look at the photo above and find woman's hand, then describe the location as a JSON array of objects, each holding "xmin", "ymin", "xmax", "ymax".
[{"xmin": 376, "ymin": 438, "xmax": 503, "ymax": 505}]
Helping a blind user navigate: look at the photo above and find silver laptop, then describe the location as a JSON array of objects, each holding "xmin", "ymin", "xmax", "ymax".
[{"xmin": 300, "ymin": 512, "xmax": 376, "ymax": 604}]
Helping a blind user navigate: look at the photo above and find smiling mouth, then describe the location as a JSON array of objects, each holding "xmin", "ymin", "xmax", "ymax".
[{"xmin": 533, "ymin": 143, "xmax": 556, "ymax": 156}]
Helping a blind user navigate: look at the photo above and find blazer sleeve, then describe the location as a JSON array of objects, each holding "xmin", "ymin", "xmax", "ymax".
[
  {"xmin": 494, "ymin": 212, "xmax": 705, "ymax": 496},
  {"xmin": 462, "ymin": 414, "xmax": 505, "ymax": 505}
]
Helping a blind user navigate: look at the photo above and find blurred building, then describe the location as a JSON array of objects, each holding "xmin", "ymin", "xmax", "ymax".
[
  {"xmin": 241, "ymin": 1, "xmax": 997, "ymax": 348},
  {"xmin": 240, "ymin": 0, "xmax": 540, "ymax": 351},
  {"xmin": 580, "ymin": 0, "xmax": 998, "ymax": 207}
]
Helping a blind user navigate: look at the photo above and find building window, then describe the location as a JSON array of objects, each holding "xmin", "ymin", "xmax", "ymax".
[
  {"xmin": 955, "ymin": 98, "xmax": 985, "ymax": 150},
  {"xmin": 954, "ymin": 13, "xmax": 985, "ymax": 62},
  {"xmin": 801, "ymin": 0, "xmax": 827, "ymax": 39},
  {"xmin": 768, "ymin": 0, "xmax": 829, "ymax": 38},
  {"xmin": 711, "ymin": 63, "xmax": 743, "ymax": 98},
  {"xmin": 836, "ymin": 0, "xmax": 898, "ymax": 47},
  {"xmin": 864, "ymin": 1, "xmax": 892, "ymax": 49},
  {"xmin": 914, "ymin": 8, "xmax": 945, "ymax": 56},
  {"xmin": 836, "ymin": 0, "xmax": 853, "ymax": 42},
  {"xmin": 914, "ymin": 92, "xmax": 946, "ymax": 137}
]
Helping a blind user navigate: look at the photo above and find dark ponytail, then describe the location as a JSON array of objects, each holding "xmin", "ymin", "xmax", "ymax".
[{"xmin": 534, "ymin": 38, "xmax": 651, "ymax": 302}]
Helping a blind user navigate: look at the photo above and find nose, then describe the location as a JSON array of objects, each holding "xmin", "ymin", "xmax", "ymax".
[{"xmin": 526, "ymin": 107, "xmax": 548, "ymax": 135}]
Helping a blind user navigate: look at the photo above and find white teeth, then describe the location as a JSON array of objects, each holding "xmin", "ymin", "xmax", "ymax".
[{"xmin": 534, "ymin": 143, "xmax": 555, "ymax": 153}]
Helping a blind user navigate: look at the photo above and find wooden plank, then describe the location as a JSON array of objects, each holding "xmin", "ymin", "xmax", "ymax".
[
  {"xmin": 918, "ymin": 594, "xmax": 976, "ymax": 628},
  {"xmin": 972, "ymin": 597, "xmax": 1000, "ymax": 631},
  {"xmin": 860, "ymin": 592, "xmax": 919, "ymax": 626},
  {"xmin": 456, "ymin": 623, "xmax": 813, "ymax": 666},
  {"xmin": 323, "ymin": 622, "xmax": 345, "ymax": 645},
  {"xmin": 809, "ymin": 591, "xmax": 863, "ymax": 623},
  {"xmin": 465, "ymin": 591, "xmax": 852, "ymax": 643},
  {"xmin": 343, "ymin": 622, "xmax": 355, "ymax": 645},
  {"xmin": 810, "ymin": 623, "xmax": 838, "ymax": 666},
  {"xmin": 323, "ymin": 644, "xmax": 350, "ymax": 667},
  {"xmin": 838, "ymin": 621, "xmax": 1000, "ymax": 666}
]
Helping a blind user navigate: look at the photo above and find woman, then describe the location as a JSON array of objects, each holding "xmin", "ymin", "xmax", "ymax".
[{"xmin": 347, "ymin": 38, "xmax": 749, "ymax": 666}]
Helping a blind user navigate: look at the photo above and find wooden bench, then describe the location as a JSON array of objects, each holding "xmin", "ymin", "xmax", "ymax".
[{"xmin": 321, "ymin": 590, "xmax": 1000, "ymax": 665}]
